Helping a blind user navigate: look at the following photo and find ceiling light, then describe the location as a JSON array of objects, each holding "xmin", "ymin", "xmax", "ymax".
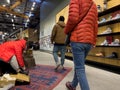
[
  {"xmin": 33, "ymin": 2, "xmax": 36, "ymax": 7},
  {"xmin": 31, "ymin": 7, "xmax": 34, "ymax": 11},
  {"xmin": 11, "ymin": 19, "xmax": 14, "ymax": 22},
  {"xmin": 13, "ymin": 27, "xmax": 15, "ymax": 29},
  {"xmin": 12, "ymin": 24, "xmax": 15, "ymax": 26},
  {"xmin": 25, "ymin": 23, "xmax": 28, "ymax": 27},
  {"xmin": 14, "ymin": 15, "xmax": 16, "ymax": 18},
  {"xmin": 6, "ymin": 0, "xmax": 10, "ymax": 4},
  {"xmin": 6, "ymin": 14, "xmax": 9, "ymax": 17},
  {"xmin": 26, "ymin": 19, "xmax": 30, "ymax": 22}
]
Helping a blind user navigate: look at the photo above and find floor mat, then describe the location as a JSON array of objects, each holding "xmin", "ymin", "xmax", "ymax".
[{"xmin": 10, "ymin": 64, "xmax": 72, "ymax": 90}]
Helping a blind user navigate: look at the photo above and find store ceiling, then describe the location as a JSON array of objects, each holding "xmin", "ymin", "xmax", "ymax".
[
  {"xmin": 0, "ymin": 0, "xmax": 42, "ymax": 35},
  {"xmin": 0, "ymin": 0, "xmax": 63, "ymax": 36}
]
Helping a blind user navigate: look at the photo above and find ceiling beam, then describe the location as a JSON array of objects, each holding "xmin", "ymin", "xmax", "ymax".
[
  {"xmin": 0, "ymin": 21, "xmax": 23, "ymax": 26},
  {"xmin": 10, "ymin": 0, "xmax": 25, "ymax": 10},
  {"xmin": 0, "ymin": 6, "xmax": 28, "ymax": 19}
]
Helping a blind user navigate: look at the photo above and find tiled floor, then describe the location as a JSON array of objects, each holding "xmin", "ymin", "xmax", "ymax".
[{"xmin": 33, "ymin": 51, "xmax": 120, "ymax": 90}]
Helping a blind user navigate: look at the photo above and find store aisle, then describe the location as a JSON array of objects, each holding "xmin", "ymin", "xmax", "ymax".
[{"xmin": 33, "ymin": 51, "xmax": 120, "ymax": 90}]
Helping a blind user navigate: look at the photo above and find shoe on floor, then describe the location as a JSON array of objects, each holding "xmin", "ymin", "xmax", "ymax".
[
  {"xmin": 57, "ymin": 65, "xmax": 64, "ymax": 71},
  {"xmin": 66, "ymin": 81, "xmax": 76, "ymax": 90},
  {"xmin": 54, "ymin": 64, "xmax": 61, "ymax": 71}
]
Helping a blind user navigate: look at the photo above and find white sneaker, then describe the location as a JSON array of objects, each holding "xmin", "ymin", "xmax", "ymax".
[
  {"xmin": 112, "ymin": 14, "xmax": 120, "ymax": 20},
  {"xmin": 98, "ymin": 18, "xmax": 106, "ymax": 24},
  {"xmin": 101, "ymin": 40, "xmax": 108, "ymax": 46},
  {"xmin": 101, "ymin": 27, "xmax": 112, "ymax": 34},
  {"xmin": 109, "ymin": 39, "xmax": 120, "ymax": 46}
]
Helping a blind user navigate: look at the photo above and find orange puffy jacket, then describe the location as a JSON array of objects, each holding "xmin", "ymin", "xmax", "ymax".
[
  {"xmin": 64, "ymin": 0, "xmax": 98, "ymax": 45},
  {"xmin": 0, "ymin": 39, "xmax": 26, "ymax": 67}
]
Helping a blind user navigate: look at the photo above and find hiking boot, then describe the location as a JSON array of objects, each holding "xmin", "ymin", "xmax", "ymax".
[{"xmin": 66, "ymin": 81, "xmax": 76, "ymax": 90}]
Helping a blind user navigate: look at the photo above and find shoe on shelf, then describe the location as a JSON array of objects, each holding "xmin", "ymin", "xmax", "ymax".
[
  {"xmin": 97, "ymin": 5, "xmax": 102, "ymax": 12},
  {"xmin": 106, "ymin": 52, "xmax": 118, "ymax": 58},
  {"xmin": 66, "ymin": 81, "xmax": 76, "ymax": 90},
  {"xmin": 95, "ymin": 52, "xmax": 104, "ymax": 57},
  {"xmin": 98, "ymin": 18, "xmax": 106, "ymax": 24},
  {"xmin": 106, "ymin": 36, "xmax": 113, "ymax": 44},
  {"xmin": 100, "ymin": 27, "xmax": 112, "ymax": 34},
  {"xmin": 101, "ymin": 40, "xmax": 108, "ymax": 46},
  {"xmin": 112, "ymin": 14, "xmax": 120, "ymax": 20},
  {"xmin": 107, "ymin": 15, "xmax": 112, "ymax": 21},
  {"xmin": 109, "ymin": 39, "xmax": 120, "ymax": 46}
]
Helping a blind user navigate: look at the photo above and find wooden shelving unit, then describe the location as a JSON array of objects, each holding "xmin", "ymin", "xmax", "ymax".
[{"xmin": 65, "ymin": 3, "xmax": 120, "ymax": 68}]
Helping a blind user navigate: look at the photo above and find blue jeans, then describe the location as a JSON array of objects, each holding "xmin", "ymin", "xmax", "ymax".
[
  {"xmin": 71, "ymin": 42, "xmax": 92, "ymax": 90},
  {"xmin": 53, "ymin": 44, "xmax": 66, "ymax": 66}
]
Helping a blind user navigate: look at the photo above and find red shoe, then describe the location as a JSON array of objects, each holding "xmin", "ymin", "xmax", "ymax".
[{"xmin": 66, "ymin": 81, "xmax": 76, "ymax": 90}]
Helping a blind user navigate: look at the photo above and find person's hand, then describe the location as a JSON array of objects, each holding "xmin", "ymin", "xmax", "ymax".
[
  {"xmin": 19, "ymin": 67, "xmax": 29, "ymax": 75},
  {"xmin": 19, "ymin": 70, "xmax": 29, "ymax": 75},
  {"xmin": 22, "ymin": 66, "xmax": 26, "ymax": 70}
]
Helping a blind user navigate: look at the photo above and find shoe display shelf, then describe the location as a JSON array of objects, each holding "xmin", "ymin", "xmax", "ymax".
[
  {"xmin": 87, "ymin": 4, "xmax": 120, "ymax": 67},
  {"xmin": 62, "ymin": 3, "xmax": 120, "ymax": 68}
]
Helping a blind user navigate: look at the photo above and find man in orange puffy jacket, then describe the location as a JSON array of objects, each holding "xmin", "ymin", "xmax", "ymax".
[
  {"xmin": 64, "ymin": 0, "xmax": 98, "ymax": 90},
  {"xmin": 0, "ymin": 37, "xmax": 28, "ymax": 75}
]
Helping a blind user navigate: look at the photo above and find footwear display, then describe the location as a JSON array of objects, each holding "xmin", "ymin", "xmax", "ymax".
[
  {"xmin": 97, "ymin": 5, "xmax": 102, "ymax": 12},
  {"xmin": 100, "ymin": 27, "xmax": 112, "ymax": 34},
  {"xmin": 109, "ymin": 39, "xmax": 120, "ymax": 46},
  {"xmin": 112, "ymin": 14, "xmax": 120, "ymax": 20},
  {"xmin": 103, "ymin": 0, "xmax": 108, "ymax": 10},
  {"xmin": 106, "ymin": 36, "xmax": 113, "ymax": 44},
  {"xmin": 101, "ymin": 40, "xmax": 108, "ymax": 46},
  {"xmin": 66, "ymin": 81, "xmax": 76, "ymax": 90},
  {"xmin": 106, "ymin": 52, "xmax": 118, "ymax": 58},
  {"xmin": 107, "ymin": 15, "xmax": 112, "ymax": 21},
  {"xmin": 95, "ymin": 52, "xmax": 105, "ymax": 57},
  {"xmin": 98, "ymin": 18, "xmax": 106, "ymax": 24}
]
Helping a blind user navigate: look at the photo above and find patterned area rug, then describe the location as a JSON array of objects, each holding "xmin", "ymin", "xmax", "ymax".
[{"xmin": 10, "ymin": 64, "xmax": 72, "ymax": 90}]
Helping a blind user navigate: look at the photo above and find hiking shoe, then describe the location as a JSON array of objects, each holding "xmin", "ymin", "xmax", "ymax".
[
  {"xmin": 54, "ymin": 64, "xmax": 61, "ymax": 71},
  {"xmin": 106, "ymin": 52, "xmax": 118, "ymax": 58},
  {"xmin": 57, "ymin": 65, "xmax": 64, "ymax": 71},
  {"xmin": 66, "ymin": 81, "xmax": 76, "ymax": 90}
]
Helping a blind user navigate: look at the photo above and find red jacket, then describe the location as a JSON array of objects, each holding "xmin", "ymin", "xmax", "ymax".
[
  {"xmin": 64, "ymin": 0, "xmax": 98, "ymax": 45},
  {"xmin": 0, "ymin": 39, "xmax": 26, "ymax": 67}
]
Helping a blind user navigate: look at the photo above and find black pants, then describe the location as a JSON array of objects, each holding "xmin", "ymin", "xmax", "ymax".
[{"xmin": 0, "ymin": 60, "xmax": 17, "ymax": 75}]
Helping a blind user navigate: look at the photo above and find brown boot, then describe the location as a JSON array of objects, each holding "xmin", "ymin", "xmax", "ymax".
[{"xmin": 66, "ymin": 81, "xmax": 76, "ymax": 90}]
